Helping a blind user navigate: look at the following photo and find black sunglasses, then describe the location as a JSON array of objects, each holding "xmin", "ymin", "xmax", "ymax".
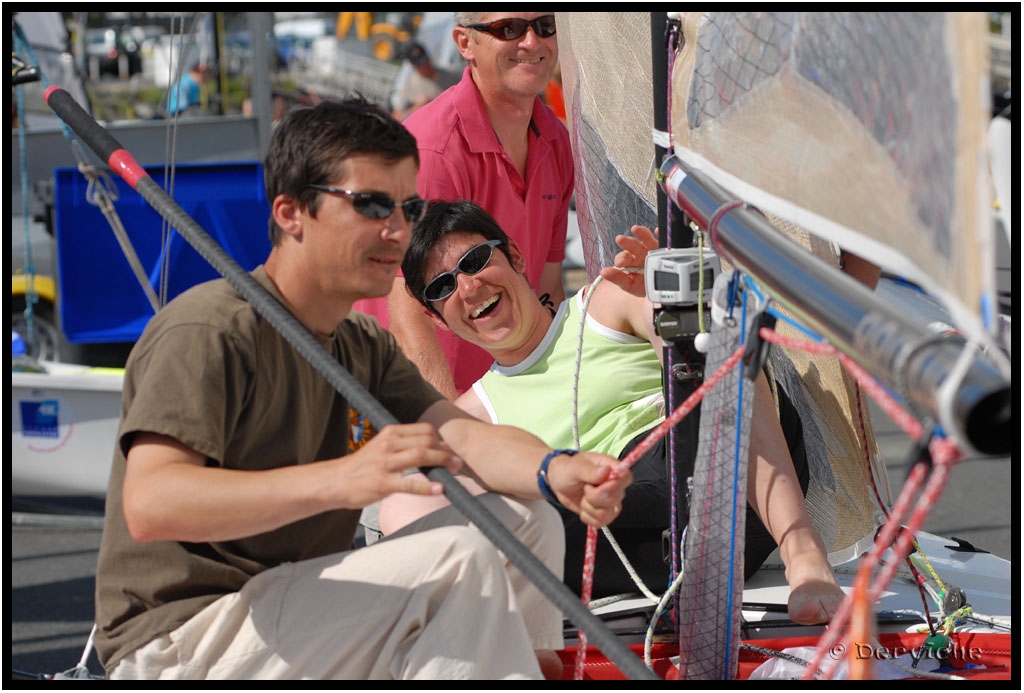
[
  {"xmin": 463, "ymin": 15, "xmax": 556, "ymax": 41},
  {"xmin": 423, "ymin": 240, "xmax": 504, "ymax": 302},
  {"xmin": 308, "ymin": 185, "xmax": 428, "ymax": 223}
]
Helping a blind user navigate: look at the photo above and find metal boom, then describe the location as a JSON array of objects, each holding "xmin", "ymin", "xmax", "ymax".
[{"xmin": 660, "ymin": 155, "xmax": 1010, "ymax": 457}]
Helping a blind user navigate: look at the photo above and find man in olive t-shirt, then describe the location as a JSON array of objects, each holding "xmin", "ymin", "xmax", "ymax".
[{"xmin": 94, "ymin": 97, "xmax": 631, "ymax": 681}]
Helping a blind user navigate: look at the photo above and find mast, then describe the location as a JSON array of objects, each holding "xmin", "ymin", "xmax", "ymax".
[{"xmin": 650, "ymin": 10, "xmax": 705, "ymax": 634}]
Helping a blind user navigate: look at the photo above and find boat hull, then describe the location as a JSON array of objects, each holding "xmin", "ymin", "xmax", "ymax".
[
  {"xmin": 559, "ymin": 530, "xmax": 1012, "ymax": 680},
  {"xmin": 12, "ymin": 363, "xmax": 123, "ymax": 498},
  {"xmin": 556, "ymin": 631, "xmax": 1013, "ymax": 681}
]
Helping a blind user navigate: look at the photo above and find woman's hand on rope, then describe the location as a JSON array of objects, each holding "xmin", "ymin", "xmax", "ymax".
[
  {"xmin": 548, "ymin": 451, "xmax": 632, "ymax": 527},
  {"xmin": 599, "ymin": 225, "xmax": 660, "ymax": 298}
]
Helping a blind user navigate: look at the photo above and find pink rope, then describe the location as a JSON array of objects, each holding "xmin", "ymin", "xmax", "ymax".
[
  {"xmin": 804, "ymin": 459, "xmax": 930, "ymax": 680},
  {"xmin": 811, "ymin": 438, "xmax": 960, "ymax": 680},
  {"xmin": 571, "ymin": 319, "xmax": 961, "ymax": 680},
  {"xmin": 572, "ymin": 344, "xmax": 746, "ymax": 679},
  {"xmin": 754, "ymin": 327, "xmax": 965, "ymax": 681},
  {"xmin": 758, "ymin": 328, "xmax": 924, "ymax": 441}
]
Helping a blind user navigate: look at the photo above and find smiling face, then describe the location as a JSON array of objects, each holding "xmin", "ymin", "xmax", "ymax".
[
  {"xmin": 308, "ymin": 155, "xmax": 421, "ymax": 299},
  {"xmin": 268, "ymin": 153, "xmax": 420, "ymax": 333},
  {"xmin": 423, "ymin": 231, "xmax": 551, "ymax": 365},
  {"xmin": 455, "ymin": 12, "xmax": 558, "ymax": 103}
]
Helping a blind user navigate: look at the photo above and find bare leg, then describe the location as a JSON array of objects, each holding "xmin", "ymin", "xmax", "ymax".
[
  {"xmin": 748, "ymin": 372, "xmax": 845, "ymax": 624},
  {"xmin": 381, "ymin": 484, "xmax": 564, "ymax": 677},
  {"xmin": 379, "ymin": 473, "xmax": 480, "ymax": 535},
  {"xmin": 778, "ymin": 523, "xmax": 846, "ymax": 625}
]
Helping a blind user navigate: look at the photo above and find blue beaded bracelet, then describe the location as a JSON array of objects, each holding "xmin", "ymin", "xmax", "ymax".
[{"xmin": 537, "ymin": 449, "xmax": 578, "ymax": 507}]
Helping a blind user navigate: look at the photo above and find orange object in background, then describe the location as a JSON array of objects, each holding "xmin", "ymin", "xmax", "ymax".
[
  {"xmin": 544, "ymin": 64, "xmax": 566, "ymax": 124},
  {"xmin": 544, "ymin": 80, "xmax": 565, "ymax": 122}
]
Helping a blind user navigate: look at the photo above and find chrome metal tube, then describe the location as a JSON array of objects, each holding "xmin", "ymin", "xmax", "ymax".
[{"xmin": 660, "ymin": 155, "xmax": 1010, "ymax": 456}]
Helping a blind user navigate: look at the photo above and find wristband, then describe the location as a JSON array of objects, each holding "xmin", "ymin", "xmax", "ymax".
[{"xmin": 537, "ymin": 449, "xmax": 578, "ymax": 508}]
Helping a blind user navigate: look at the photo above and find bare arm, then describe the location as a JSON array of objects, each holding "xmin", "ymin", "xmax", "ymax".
[
  {"xmin": 595, "ymin": 225, "xmax": 663, "ymax": 355},
  {"xmin": 746, "ymin": 372, "xmax": 830, "ymax": 569},
  {"xmin": 420, "ymin": 399, "xmax": 631, "ymax": 527},
  {"xmin": 387, "ymin": 275, "xmax": 459, "ymax": 400},
  {"xmin": 122, "ymin": 425, "xmax": 462, "ymax": 544},
  {"xmin": 453, "ymin": 387, "xmax": 490, "ymax": 422},
  {"xmin": 378, "ymin": 386, "xmax": 498, "ymax": 535},
  {"xmin": 537, "ymin": 261, "xmax": 565, "ymax": 314}
]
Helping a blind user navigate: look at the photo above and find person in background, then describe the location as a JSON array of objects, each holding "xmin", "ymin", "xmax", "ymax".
[
  {"xmin": 93, "ymin": 98, "xmax": 630, "ymax": 681},
  {"xmin": 353, "ymin": 12, "xmax": 573, "ymax": 402},
  {"xmin": 380, "ymin": 200, "xmax": 847, "ymax": 624},
  {"xmin": 163, "ymin": 63, "xmax": 212, "ymax": 117},
  {"xmin": 390, "ymin": 41, "xmax": 443, "ymax": 122}
]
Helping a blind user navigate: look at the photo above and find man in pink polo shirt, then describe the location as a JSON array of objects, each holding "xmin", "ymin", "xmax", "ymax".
[{"xmin": 353, "ymin": 12, "xmax": 573, "ymax": 400}]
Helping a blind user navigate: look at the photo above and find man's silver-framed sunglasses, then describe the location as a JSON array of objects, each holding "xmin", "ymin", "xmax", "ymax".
[{"xmin": 308, "ymin": 185, "xmax": 428, "ymax": 223}]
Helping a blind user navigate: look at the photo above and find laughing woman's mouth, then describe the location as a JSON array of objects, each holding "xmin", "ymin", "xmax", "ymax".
[{"xmin": 471, "ymin": 294, "xmax": 500, "ymax": 319}]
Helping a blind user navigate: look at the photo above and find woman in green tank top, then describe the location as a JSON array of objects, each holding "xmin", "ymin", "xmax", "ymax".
[{"xmin": 383, "ymin": 201, "xmax": 845, "ymax": 623}]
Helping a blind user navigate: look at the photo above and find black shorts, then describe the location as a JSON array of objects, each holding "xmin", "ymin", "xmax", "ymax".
[{"xmin": 559, "ymin": 384, "xmax": 808, "ymax": 599}]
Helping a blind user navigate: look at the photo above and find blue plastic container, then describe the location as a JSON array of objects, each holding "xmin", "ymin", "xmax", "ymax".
[{"xmin": 53, "ymin": 161, "xmax": 271, "ymax": 343}]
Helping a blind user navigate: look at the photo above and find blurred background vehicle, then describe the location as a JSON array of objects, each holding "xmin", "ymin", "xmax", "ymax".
[
  {"xmin": 83, "ymin": 24, "xmax": 150, "ymax": 79},
  {"xmin": 84, "ymin": 27, "xmax": 120, "ymax": 77}
]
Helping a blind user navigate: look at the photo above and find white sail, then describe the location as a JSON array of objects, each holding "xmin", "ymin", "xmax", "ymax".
[{"xmin": 559, "ymin": 11, "xmax": 1008, "ymax": 369}]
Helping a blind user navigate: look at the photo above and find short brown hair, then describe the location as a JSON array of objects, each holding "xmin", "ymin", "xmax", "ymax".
[{"xmin": 263, "ymin": 97, "xmax": 419, "ymax": 244}]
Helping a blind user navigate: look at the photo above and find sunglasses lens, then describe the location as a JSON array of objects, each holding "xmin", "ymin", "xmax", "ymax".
[
  {"xmin": 499, "ymin": 19, "xmax": 528, "ymax": 40},
  {"xmin": 479, "ymin": 17, "xmax": 556, "ymax": 40},
  {"xmin": 403, "ymin": 198, "xmax": 428, "ymax": 223},
  {"xmin": 424, "ymin": 275, "xmax": 456, "ymax": 302},
  {"xmin": 535, "ymin": 16, "xmax": 557, "ymax": 37},
  {"xmin": 353, "ymin": 195, "xmax": 395, "ymax": 220},
  {"xmin": 460, "ymin": 243, "xmax": 495, "ymax": 274}
]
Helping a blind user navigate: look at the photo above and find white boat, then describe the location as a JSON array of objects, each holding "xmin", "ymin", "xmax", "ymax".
[{"xmin": 12, "ymin": 361, "xmax": 123, "ymax": 498}]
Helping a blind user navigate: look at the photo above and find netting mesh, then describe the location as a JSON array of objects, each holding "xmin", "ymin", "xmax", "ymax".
[
  {"xmin": 676, "ymin": 308, "xmax": 751, "ymax": 680},
  {"xmin": 669, "ymin": 11, "xmax": 994, "ymax": 348},
  {"xmin": 559, "ymin": 12, "xmax": 659, "ymax": 275}
]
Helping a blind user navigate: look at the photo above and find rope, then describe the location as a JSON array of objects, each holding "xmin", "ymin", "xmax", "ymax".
[
  {"xmin": 14, "ymin": 26, "xmax": 41, "ymax": 350},
  {"xmin": 741, "ymin": 325, "xmax": 967, "ymax": 681},
  {"xmin": 569, "ymin": 276, "xmax": 659, "ymax": 679},
  {"xmin": 160, "ymin": 13, "xmax": 194, "ymax": 307},
  {"xmin": 575, "ymin": 344, "xmax": 746, "ymax": 679},
  {"xmin": 813, "ymin": 441, "xmax": 960, "ymax": 680},
  {"xmin": 568, "ymin": 231, "xmax": 731, "ymax": 678},
  {"xmin": 14, "ymin": 25, "xmax": 164, "ymax": 320},
  {"xmin": 739, "ymin": 641, "xmax": 825, "ymax": 678},
  {"xmin": 78, "ymin": 161, "xmax": 162, "ymax": 313},
  {"xmin": 570, "ymin": 277, "xmax": 661, "ymax": 602},
  {"xmin": 756, "ymin": 290, "xmax": 952, "ymax": 622},
  {"xmin": 663, "ymin": 21, "xmax": 684, "ymax": 644},
  {"xmin": 854, "ymin": 383, "xmax": 938, "ymax": 631},
  {"xmin": 646, "ymin": 534, "xmax": 686, "ymax": 668},
  {"xmin": 764, "ymin": 325, "xmax": 951, "ymax": 613}
]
